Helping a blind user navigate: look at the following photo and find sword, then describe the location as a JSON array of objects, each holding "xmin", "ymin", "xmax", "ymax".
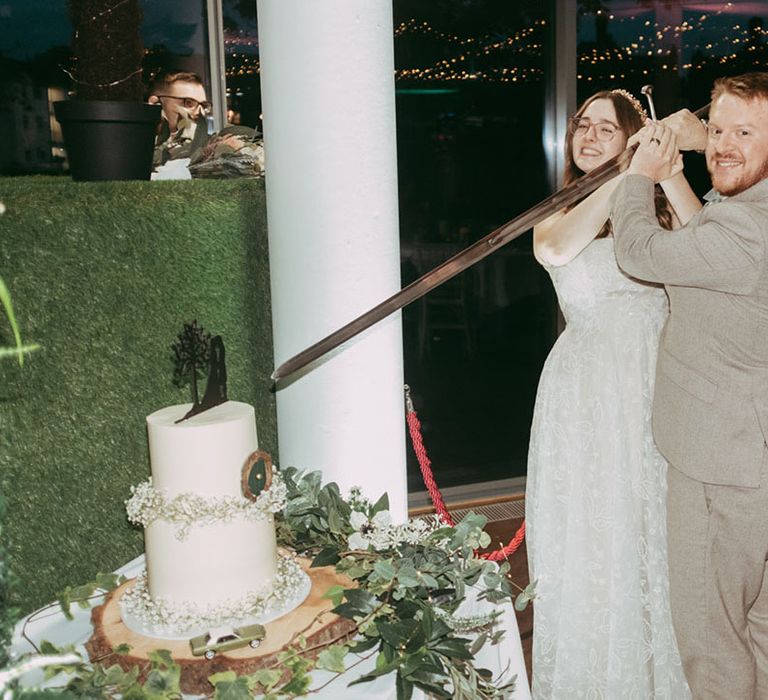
[
  {"xmin": 272, "ymin": 102, "xmax": 710, "ymax": 382},
  {"xmin": 641, "ymin": 85, "xmax": 658, "ymax": 121}
]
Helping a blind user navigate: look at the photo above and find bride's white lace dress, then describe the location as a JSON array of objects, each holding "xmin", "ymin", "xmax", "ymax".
[{"xmin": 526, "ymin": 238, "xmax": 690, "ymax": 699}]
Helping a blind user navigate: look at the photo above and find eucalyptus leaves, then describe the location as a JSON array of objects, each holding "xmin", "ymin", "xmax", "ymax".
[{"xmin": 276, "ymin": 467, "xmax": 527, "ymax": 699}]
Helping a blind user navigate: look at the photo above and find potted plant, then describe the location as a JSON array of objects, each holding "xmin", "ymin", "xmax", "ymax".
[{"xmin": 54, "ymin": 0, "xmax": 161, "ymax": 181}]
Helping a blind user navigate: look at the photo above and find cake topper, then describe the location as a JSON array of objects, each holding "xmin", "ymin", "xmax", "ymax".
[{"xmin": 171, "ymin": 321, "xmax": 229, "ymax": 422}]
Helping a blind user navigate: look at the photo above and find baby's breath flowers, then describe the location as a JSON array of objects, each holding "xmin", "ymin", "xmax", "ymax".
[
  {"xmin": 347, "ymin": 510, "xmax": 437, "ymax": 551},
  {"xmin": 121, "ymin": 553, "xmax": 306, "ymax": 635},
  {"xmin": 126, "ymin": 472, "xmax": 287, "ymax": 540}
]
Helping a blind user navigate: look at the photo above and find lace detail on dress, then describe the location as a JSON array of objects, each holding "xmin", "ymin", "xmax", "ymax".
[{"xmin": 527, "ymin": 238, "xmax": 690, "ymax": 699}]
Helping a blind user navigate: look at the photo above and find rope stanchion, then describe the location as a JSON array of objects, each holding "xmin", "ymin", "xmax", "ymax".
[{"xmin": 405, "ymin": 385, "xmax": 526, "ymax": 561}]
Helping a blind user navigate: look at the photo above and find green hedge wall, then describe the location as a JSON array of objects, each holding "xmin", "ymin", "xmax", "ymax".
[{"xmin": 0, "ymin": 177, "xmax": 276, "ymax": 613}]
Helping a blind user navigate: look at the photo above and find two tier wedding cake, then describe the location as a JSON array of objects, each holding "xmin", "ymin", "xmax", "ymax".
[{"xmin": 122, "ymin": 401, "xmax": 308, "ymax": 638}]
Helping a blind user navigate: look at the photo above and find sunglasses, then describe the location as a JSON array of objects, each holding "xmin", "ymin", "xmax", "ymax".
[{"xmin": 155, "ymin": 95, "xmax": 212, "ymax": 113}]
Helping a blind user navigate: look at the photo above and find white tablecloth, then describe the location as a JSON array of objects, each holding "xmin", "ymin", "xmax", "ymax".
[{"xmin": 12, "ymin": 556, "xmax": 531, "ymax": 699}]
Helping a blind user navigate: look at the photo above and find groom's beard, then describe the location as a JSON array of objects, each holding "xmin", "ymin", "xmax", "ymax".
[{"xmin": 708, "ymin": 149, "xmax": 768, "ymax": 197}]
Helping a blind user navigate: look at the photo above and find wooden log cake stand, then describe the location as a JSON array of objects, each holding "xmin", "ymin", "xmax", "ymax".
[{"xmin": 86, "ymin": 558, "xmax": 357, "ymax": 694}]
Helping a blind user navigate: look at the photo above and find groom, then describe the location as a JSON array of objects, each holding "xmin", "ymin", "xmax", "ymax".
[{"xmin": 611, "ymin": 72, "xmax": 768, "ymax": 699}]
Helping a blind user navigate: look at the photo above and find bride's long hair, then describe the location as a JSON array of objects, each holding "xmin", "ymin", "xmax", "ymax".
[{"xmin": 565, "ymin": 90, "xmax": 674, "ymax": 237}]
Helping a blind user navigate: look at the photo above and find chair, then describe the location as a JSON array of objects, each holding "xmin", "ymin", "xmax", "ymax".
[{"xmin": 412, "ymin": 243, "xmax": 475, "ymax": 359}]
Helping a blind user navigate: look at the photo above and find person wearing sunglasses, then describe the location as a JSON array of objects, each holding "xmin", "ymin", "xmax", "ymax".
[
  {"xmin": 148, "ymin": 71, "xmax": 212, "ymax": 171},
  {"xmin": 149, "ymin": 70, "xmax": 210, "ymax": 133},
  {"xmin": 147, "ymin": 69, "xmax": 264, "ymax": 181}
]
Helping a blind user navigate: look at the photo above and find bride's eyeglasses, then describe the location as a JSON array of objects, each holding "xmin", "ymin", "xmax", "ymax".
[{"xmin": 568, "ymin": 117, "xmax": 619, "ymax": 142}]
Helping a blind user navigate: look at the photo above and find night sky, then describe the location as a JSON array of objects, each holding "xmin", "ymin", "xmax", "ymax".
[{"xmin": 0, "ymin": 0, "xmax": 206, "ymax": 60}]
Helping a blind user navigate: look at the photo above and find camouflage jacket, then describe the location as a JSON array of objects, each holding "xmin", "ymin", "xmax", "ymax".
[{"xmin": 154, "ymin": 116, "xmax": 265, "ymax": 179}]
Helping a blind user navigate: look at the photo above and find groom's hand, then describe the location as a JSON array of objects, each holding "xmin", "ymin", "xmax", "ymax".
[{"xmin": 661, "ymin": 109, "xmax": 707, "ymax": 152}]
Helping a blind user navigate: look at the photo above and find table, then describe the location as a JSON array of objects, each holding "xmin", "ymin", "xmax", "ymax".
[{"xmin": 12, "ymin": 556, "xmax": 531, "ymax": 699}]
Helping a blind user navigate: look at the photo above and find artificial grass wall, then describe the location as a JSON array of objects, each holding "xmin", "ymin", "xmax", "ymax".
[{"xmin": 0, "ymin": 176, "xmax": 276, "ymax": 613}]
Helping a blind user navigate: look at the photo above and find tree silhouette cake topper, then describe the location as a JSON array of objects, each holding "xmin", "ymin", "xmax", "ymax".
[{"xmin": 171, "ymin": 320, "xmax": 228, "ymax": 423}]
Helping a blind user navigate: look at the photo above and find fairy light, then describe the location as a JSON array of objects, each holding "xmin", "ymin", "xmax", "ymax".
[{"xmin": 216, "ymin": 5, "xmax": 768, "ymax": 88}]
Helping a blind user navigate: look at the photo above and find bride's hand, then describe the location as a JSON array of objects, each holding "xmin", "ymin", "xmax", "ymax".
[
  {"xmin": 628, "ymin": 123, "xmax": 680, "ymax": 183},
  {"xmin": 627, "ymin": 123, "xmax": 653, "ymax": 149}
]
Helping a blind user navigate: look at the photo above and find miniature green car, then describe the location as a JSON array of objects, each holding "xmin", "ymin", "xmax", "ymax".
[{"xmin": 189, "ymin": 623, "xmax": 266, "ymax": 659}]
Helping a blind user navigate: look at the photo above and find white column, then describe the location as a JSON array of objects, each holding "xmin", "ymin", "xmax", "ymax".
[{"xmin": 258, "ymin": 1, "xmax": 408, "ymax": 520}]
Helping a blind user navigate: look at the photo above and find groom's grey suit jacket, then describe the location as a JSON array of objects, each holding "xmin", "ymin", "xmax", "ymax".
[{"xmin": 612, "ymin": 174, "xmax": 768, "ymax": 487}]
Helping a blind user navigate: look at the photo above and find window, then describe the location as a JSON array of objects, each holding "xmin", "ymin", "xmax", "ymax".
[
  {"xmin": 577, "ymin": 1, "xmax": 768, "ymax": 194},
  {"xmin": 393, "ymin": 2, "xmax": 556, "ymax": 490},
  {"xmin": 216, "ymin": 1, "xmax": 558, "ymax": 492},
  {"xmin": 5, "ymin": 1, "xmax": 564, "ymax": 496},
  {"xmin": 0, "ymin": 0, "xmax": 211, "ymax": 174}
]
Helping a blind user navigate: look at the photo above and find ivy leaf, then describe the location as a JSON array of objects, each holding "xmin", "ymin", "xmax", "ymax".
[
  {"xmin": 321, "ymin": 584, "xmax": 345, "ymax": 607},
  {"xmin": 251, "ymin": 668, "xmax": 282, "ymax": 691},
  {"xmin": 210, "ymin": 673, "xmax": 253, "ymax": 700},
  {"xmin": 147, "ymin": 649, "xmax": 175, "ymax": 670},
  {"xmin": 208, "ymin": 671, "xmax": 237, "ymax": 685},
  {"xmin": 311, "ymin": 546, "xmax": 341, "ymax": 567},
  {"xmin": 277, "ymin": 672, "xmax": 312, "ymax": 696},
  {"xmin": 122, "ymin": 685, "xmax": 148, "ymax": 700},
  {"xmin": 316, "ymin": 643, "xmax": 348, "ymax": 673},
  {"xmin": 113, "ymin": 643, "xmax": 132, "ymax": 655},
  {"xmin": 339, "ymin": 560, "xmax": 372, "ymax": 579},
  {"xmin": 39, "ymin": 640, "xmax": 63, "ymax": 655},
  {"xmin": 94, "ymin": 572, "xmax": 125, "ymax": 592},
  {"xmin": 58, "ymin": 588, "xmax": 74, "ymax": 620},
  {"xmin": 143, "ymin": 663, "xmax": 181, "ymax": 700},
  {"xmin": 21, "ymin": 691, "xmax": 81, "ymax": 700}
]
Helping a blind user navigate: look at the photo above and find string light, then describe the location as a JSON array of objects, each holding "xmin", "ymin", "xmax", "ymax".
[{"xmin": 209, "ymin": 5, "xmax": 768, "ymax": 87}]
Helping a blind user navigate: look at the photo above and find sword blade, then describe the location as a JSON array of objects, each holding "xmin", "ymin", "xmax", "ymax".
[{"xmin": 272, "ymin": 104, "xmax": 709, "ymax": 381}]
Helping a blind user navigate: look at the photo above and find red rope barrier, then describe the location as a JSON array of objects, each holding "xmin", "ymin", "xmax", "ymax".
[{"xmin": 405, "ymin": 385, "xmax": 526, "ymax": 561}]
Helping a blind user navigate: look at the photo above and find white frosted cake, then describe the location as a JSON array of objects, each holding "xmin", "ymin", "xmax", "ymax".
[{"xmin": 123, "ymin": 401, "xmax": 307, "ymax": 638}]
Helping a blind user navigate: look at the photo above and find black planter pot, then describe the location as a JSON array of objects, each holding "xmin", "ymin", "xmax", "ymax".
[{"xmin": 54, "ymin": 100, "xmax": 162, "ymax": 182}]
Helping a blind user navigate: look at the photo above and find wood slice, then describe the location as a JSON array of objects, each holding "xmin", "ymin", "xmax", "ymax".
[{"xmin": 86, "ymin": 557, "xmax": 356, "ymax": 694}]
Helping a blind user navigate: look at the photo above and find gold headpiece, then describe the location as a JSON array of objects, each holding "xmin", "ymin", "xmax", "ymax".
[{"xmin": 611, "ymin": 88, "xmax": 648, "ymax": 120}]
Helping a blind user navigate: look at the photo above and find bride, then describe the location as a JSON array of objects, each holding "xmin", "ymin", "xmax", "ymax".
[{"xmin": 525, "ymin": 89, "xmax": 700, "ymax": 698}]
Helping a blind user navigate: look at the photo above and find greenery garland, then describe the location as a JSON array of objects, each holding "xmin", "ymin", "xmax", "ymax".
[{"xmin": 4, "ymin": 468, "xmax": 534, "ymax": 700}]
